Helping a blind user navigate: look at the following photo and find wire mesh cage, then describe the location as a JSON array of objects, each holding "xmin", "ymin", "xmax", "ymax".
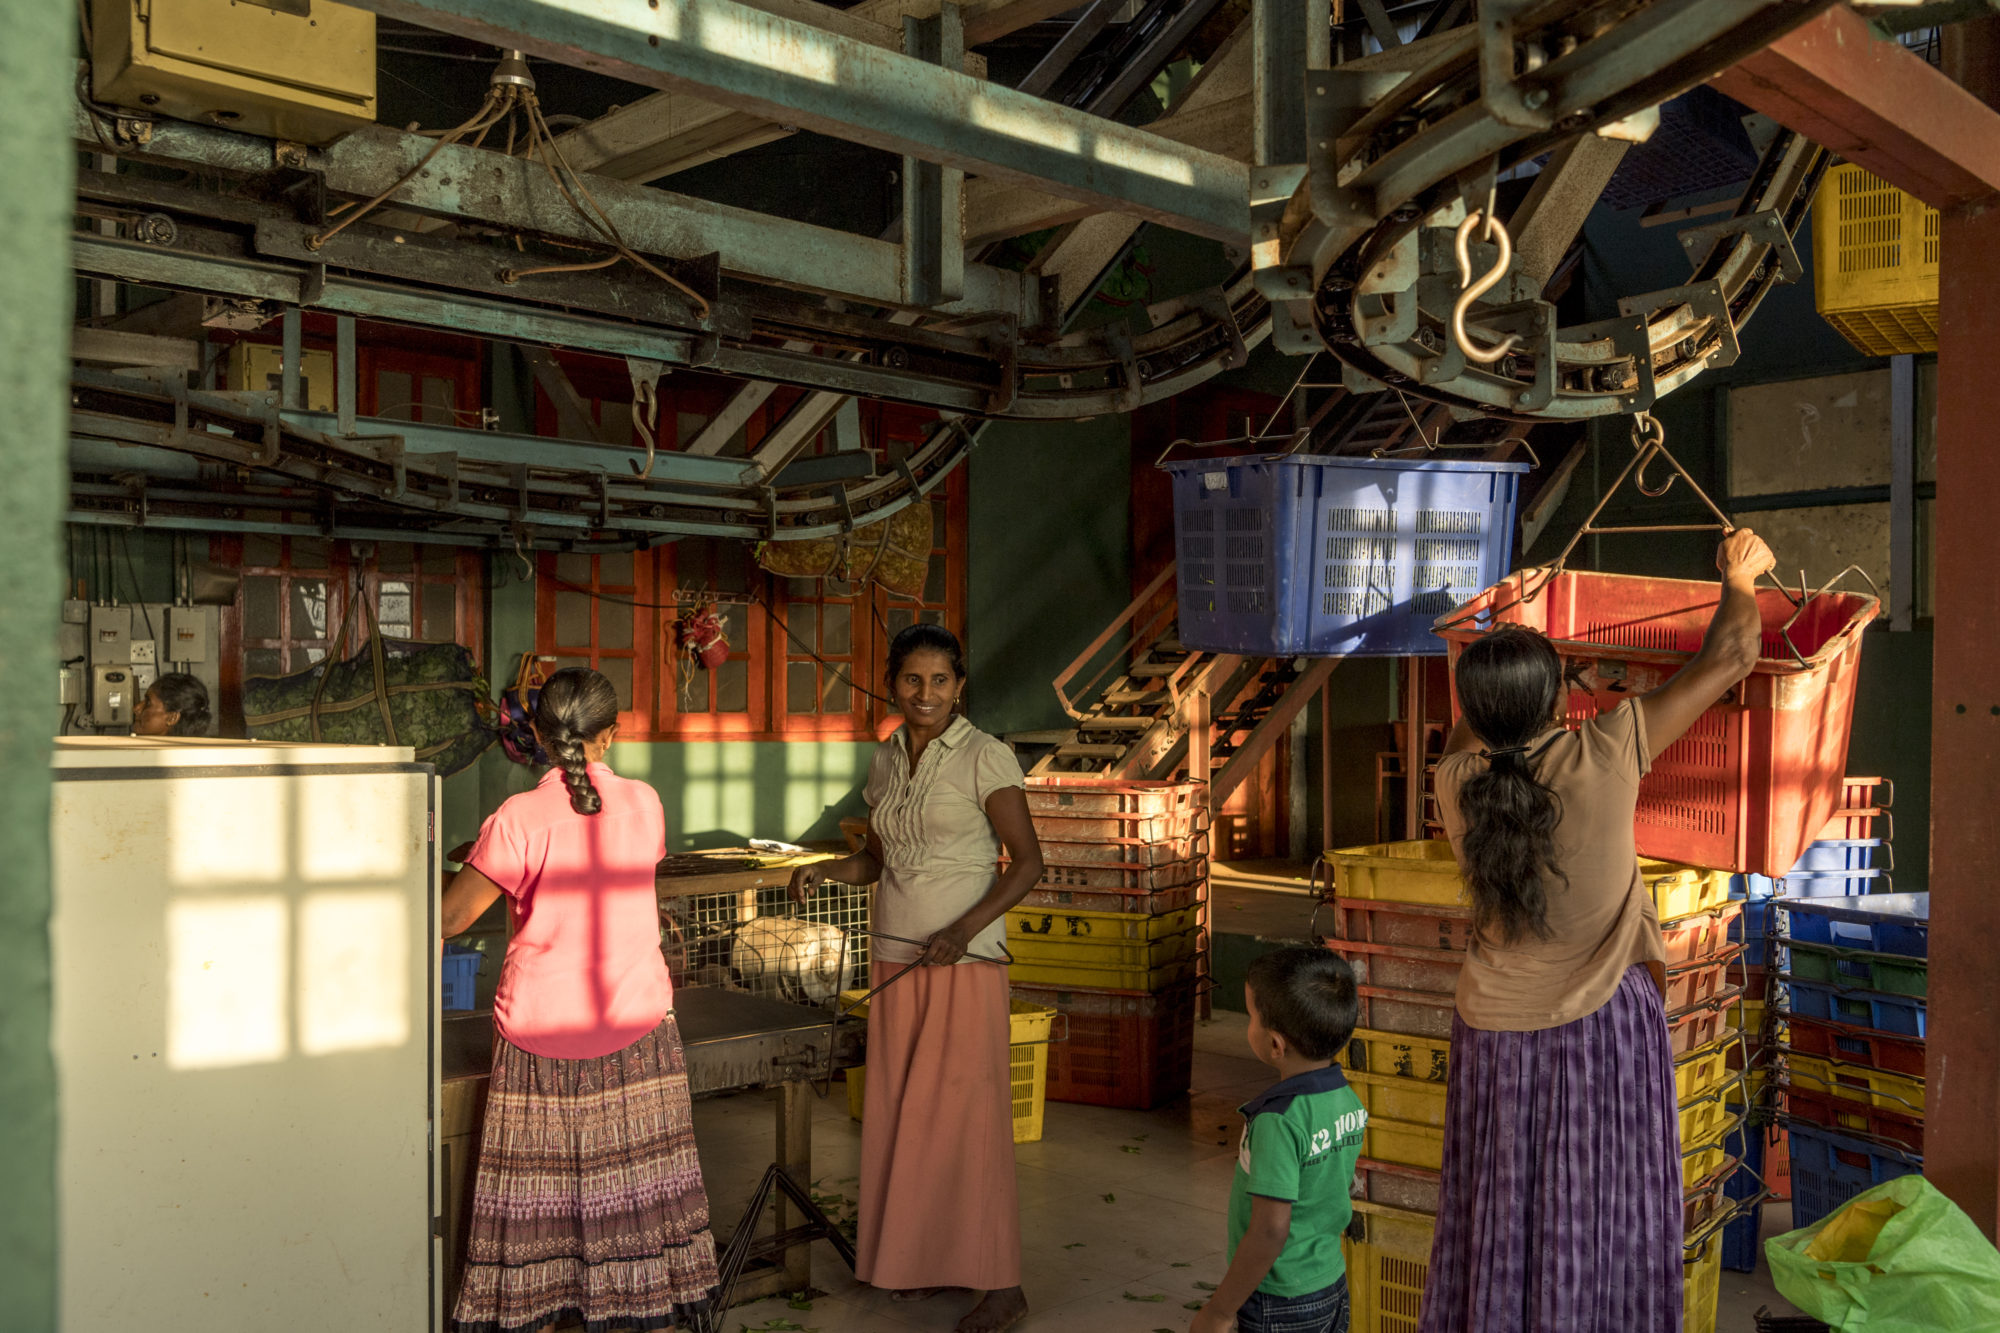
[{"xmin": 660, "ymin": 879, "xmax": 872, "ymax": 1004}]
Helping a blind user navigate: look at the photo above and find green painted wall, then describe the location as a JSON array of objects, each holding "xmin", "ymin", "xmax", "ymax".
[
  {"xmin": 1, "ymin": 6, "xmax": 72, "ymax": 1327},
  {"xmin": 966, "ymin": 415, "xmax": 1134, "ymax": 735}
]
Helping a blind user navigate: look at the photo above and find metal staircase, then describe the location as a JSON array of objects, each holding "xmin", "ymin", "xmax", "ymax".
[{"xmin": 1029, "ymin": 565, "xmax": 1338, "ymax": 814}]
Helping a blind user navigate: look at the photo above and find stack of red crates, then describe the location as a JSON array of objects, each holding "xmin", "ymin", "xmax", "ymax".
[{"xmin": 1007, "ymin": 778, "xmax": 1210, "ymax": 1110}]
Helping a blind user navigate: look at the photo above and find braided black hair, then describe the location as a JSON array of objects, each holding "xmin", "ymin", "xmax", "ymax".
[
  {"xmin": 533, "ymin": 667, "xmax": 620, "ymax": 815},
  {"xmin": 1453, "ymin": 626, "xmax": 1568, "ymax": 944}
]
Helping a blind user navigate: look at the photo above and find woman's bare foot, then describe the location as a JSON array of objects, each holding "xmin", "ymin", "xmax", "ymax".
[
  {"xmin": 955, "ymin": 1287, "xmax": 1029, "ymax": 1333},
  {"xmin": 888, "ymin": 1287, "xmax": 948, "ymax": 1303}
]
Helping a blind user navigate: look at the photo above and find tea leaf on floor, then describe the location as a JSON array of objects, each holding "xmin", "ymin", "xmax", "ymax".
[
  {"xmin": 1195, "ymin": 1280, "xmax": 1219, "ymax": 1291},
  {"xmin": 786, "ymin": 1292, "xmax": 814, "ymax": 1311},
  {"xmin": 1171, "ymin": 1261, "xmax": 1191, "ymax": 1267},
  {"xmin": 1186, "ymin": 1301, "xmax": 1205, "ymax": 1310},
  {"xmin": 740, "ymin": 1321, "xmax": 813, "ymax": 1333},
  {"xmin": 1063, "ymin": 1242, "xmax": 1086, "ymax": 1250},
  {"xmin": 1121, "ymin": 1292, "xmax": 1167, "ymax": 1302},
  {"xmin": 1120, "ymin": 1145, "xmax": 1143, "ymax": 1154},
  {"xmin": 1102, "ymin": 1192, "xmax": 1116, "ymax": 1203},
  {"xmin": 1132, "ymin": 1133, "xmax": 1149, "ymax": 1142}
]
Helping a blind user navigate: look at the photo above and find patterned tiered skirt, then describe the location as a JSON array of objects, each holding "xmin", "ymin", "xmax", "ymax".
[
  {"xmin": 452, "ymin": 1013, "xmax": 719, "ymax": 1332},
  {"xmin": 1419, "ymin": 966, "xmax": 1685, "ymax": 1333}
]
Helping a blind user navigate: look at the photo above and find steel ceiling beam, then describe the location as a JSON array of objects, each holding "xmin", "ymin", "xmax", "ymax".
[
  {"xmin": 342, "ymin": 0, "xmax": 1250, "ymax": 242},
  {"xmin": 80, "ymin": 102, "xmax": 1040, "ymax": 323},
  {"xmin": 1710, "ymin": 5, "xmax": 2000, "ymax": 209}
]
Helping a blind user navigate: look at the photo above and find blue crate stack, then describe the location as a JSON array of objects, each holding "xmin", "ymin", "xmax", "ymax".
[
  {"xmin": 1718, "ymin": 778, "xmax": 1894, "ymax": 1271},
  {"xmin": 1773, "ymin": 892, "xmax": 1928, "ymax": 1233}
]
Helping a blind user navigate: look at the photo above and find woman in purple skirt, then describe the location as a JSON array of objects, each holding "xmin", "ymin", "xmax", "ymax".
[{"xmin": 1419, "ymin": 529, "xmax": 1776, "ymax": 1333}]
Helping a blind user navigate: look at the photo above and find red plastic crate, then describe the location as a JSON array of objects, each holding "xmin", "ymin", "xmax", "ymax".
[
  {"xmin": 1329, "ymin": 898, "xmax": 1476, "ymax": 954},
  {"xmin": 1009, "ymin": 979, "xmax": 1196, "ymax": 1110},
  {"xmin": 1024, "ymin": 777, "xmax": 1206, "ymax": 818},
  {"xmin": 1438, "ymin": 570, "xmax": 1878, "ymax": 876},
  {"xmin": 1783, "ymin": 1013, "xmax": 1926, "ymax": 1079},
  {"xmin": 1661, "ymin": 903, "xmax": 1742, "ymax": 966},
  {"xmin": 1819, "ymin": 807, "xmax": 1890, "ymax": 842},
  {"xmin": 1784, "ymin": 1083, "xmax": 1924, "ymax": 1153}
]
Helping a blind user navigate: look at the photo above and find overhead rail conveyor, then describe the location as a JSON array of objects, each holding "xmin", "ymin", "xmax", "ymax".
[{"xmin": 70, "ymin": 0, "xmax": 1830, "ymax": 550}]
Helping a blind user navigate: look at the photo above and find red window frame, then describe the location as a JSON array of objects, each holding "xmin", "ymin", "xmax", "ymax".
[{"xmin": 537, "ymin": 550, "xmax": 657, "ymax": 738}]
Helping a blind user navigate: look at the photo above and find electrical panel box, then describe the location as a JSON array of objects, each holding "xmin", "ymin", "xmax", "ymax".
[
  {"xmin": 89, "ymin": 0, "xmax": 377, "ymax": 147},
  {"xmin": 59, "ymin": 667, "xmax": 83, "ymax": 707},
  {"xmin": 130, "ymin": 639, "xmax": 157, "ymax": 668},
  {"xmin": 62, "ymin": 600, "xmax": 90, "ymax": 626},
  {"xmin": 91, "ymin": 667, "xmax": 135, "ymax": 727},
  {"xmin": 227, "ymin": 343, "xmax": 336, "ymax": 412},
  {"xmin": 89, "ymin": 605, "xmax": 131, "ymax": 666},
  {"xmin": 165, "ymin": 607, "xmax": 211, "ymax": 663}
]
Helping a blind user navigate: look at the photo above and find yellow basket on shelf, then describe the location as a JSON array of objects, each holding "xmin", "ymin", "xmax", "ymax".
[
  {"xmin": 1344, "ymin": 1200, "xmax": 1436, "ymax": 1333},
  {"xmin": 1346, "ymin": 1027, "xmax": 1452, "ymax": 1083},
  {"xmin": 1004, "ymin": 926, "xmax": 1202, "ymax": 989},
  {"xmin": 1350, "ymin": 1069, "xmax": 1449, "ymax": 1129},
  {"xmin": 1813, "ymin": 162, "xmax": 1941, "ymax": 356},
  {"xmin": 842, "ymin": 992, "xmax": 1056, "ymax": 1144},
  {"xmin": 1787, "ymin": 1053, "xmax": 1926, "ymax": 1116},
  {"xmin": 1005, "ymin": 902, "xmax": 1202, "ymax": 943},
  {"xmin": 1675, "ymin": 1033, "xmax": 1738, "ymax": 1105},
  {"xmin": 1361, "ymin": 1113, "xmax": 1448, "ymax": 1173}
]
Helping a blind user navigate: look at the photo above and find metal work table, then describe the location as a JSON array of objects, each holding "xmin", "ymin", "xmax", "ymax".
[{"xmin": 441, "ymin": 986, "xmax": 863, "ymax": 1310}]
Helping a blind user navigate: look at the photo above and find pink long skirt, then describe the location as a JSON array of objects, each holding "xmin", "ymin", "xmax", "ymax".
[{"xmin": 856, "ymin": 960, "xmax": 1022, "ymax": 1291}]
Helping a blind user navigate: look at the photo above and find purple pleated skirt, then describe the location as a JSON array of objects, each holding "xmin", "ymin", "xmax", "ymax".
[{"xmin": 1418, "ymin": 965, "xmax": 1683, "ymax": 1333}]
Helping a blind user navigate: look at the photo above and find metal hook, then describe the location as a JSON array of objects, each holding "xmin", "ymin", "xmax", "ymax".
[
  {"xmin": 512, "ymin": 533, "xmax": 533, "ymax": 582},
  {"xmin": 1630, "ymin": 410, "xmax": 1677, "ymax": 498},
  {"xmin": 625, "ymin": 356, "xmax": 666, "ymax": 479},
  {"xmin": 1451, "ymin": 210, "xmax": 1522, "ymax": 366}
]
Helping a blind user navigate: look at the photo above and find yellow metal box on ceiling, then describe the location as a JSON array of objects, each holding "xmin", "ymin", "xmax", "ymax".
[{"xmin": 90, "ymin": 0, "xmax": 377, "ymax": 147}]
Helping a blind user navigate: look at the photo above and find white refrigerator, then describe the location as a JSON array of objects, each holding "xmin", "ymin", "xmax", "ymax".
[{"xmin": 51, "ymin": 738, "xmax": 440, "ymax": 1331}]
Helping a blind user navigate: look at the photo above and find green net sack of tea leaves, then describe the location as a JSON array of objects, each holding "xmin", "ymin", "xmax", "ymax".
[{"xmin": 244, "ymin": 602, "xmax": 495, "ymax": 776}]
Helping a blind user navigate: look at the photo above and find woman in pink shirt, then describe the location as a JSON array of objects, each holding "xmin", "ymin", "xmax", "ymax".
[{"xmin": 441, "ymin": 668, "xmax": 717, "ymax": 1332}]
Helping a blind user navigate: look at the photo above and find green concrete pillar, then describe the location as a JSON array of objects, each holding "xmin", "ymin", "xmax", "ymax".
[{"xmin": 0, "ymin": 4, "xmax": 75, "ymax": 1327}]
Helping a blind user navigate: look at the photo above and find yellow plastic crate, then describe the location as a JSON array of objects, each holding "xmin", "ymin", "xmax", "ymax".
[
  {"xmin": 1351, "ymin": 1069, "xmax": 1449, "ymax": 1129},
  {"xmin": 1327, "ymin": 840, "xmax": 1466, "ymax": 905},
  {"xmin": 1642, "ymin": 861, "xmax": 1733, "ymax": 920},
  {"xmin": 1361, "ymin": 1114, "xmax": 1447, "ymax": 1172},
  {"xmin": 1344, "ymin": 1201, "xmax": 1435, "ymax": 1333},
  {"xmin": 1813, "ymin": 162, "xmax": 1941, "ymax": 356},
  {"xmin": 1004, "ymin": 929, "xmax": 1202, "ymax": 990},
  {"xmin": 1684, "ymin": 1218, "xmax": 1724, "ymax": 1333},
  {"xmin": 1006, "ymin": 902, "xmax": 1202, "ymax": 943},
  {"xmin": 841, "ymin": 993, "xmax": 1056, "ymax": 1144},
  {"xmin": 1675, "ymin": 1034, "xmax": 1736, "ymax": 1105},
  {"xmin": 1346, "ymin": 1027, "xmax": 1451, "ymax": 1083},
  {"xmin": 1680, "ymin": 1105, "xmax": 1747, "ymax": 1192},
  {"xmin": 1788, "ymin": 1053, "xmax": 1926, "ymax": 1116},
  {"xmin": 1678, "ymin": 1080, "xmax": 1746, "ymax": 1148}
]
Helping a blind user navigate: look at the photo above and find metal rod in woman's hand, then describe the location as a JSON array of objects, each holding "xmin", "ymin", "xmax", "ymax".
[{"xmin": 865, "ymin": 929, "xmax": 1012, "ymax": 965}]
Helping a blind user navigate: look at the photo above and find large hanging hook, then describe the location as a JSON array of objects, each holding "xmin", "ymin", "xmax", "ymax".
[
  {"xmin": 625, "ymin": 356, "xmax": 666, "ymax": 479},
  {"xmin": 1630, "ymin": 410, "xmax": 1677, "ymax": 497},
  {"xmin": 1451, "ymin": 210, "xmax": 1523, "ymax": 365}
]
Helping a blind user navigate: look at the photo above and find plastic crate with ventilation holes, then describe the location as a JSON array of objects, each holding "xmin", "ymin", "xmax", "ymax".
[
  {"xmin": 1437, "ymin": 569, "xmax": 1879, "ymax": 877},
  {"xmin": 1164, "ymin": 453, "xmax": 1529, "ymax": 657},
  {"xmin": 1813, "ymin": 163, "xmax": 1940, "ymax": 357}
]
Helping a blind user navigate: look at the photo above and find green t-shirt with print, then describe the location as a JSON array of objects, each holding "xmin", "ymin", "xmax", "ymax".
[{"xmin": 1226, "ymin": 1065, "xmax": 1368, "ymax": 1298}]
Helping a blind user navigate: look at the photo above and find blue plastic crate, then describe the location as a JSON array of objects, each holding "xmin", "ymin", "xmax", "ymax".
[
  {"xmin": 1787, "ymin": 1122, "xmax": 1922, "ymax": 1231},
  {"xmin": 442, "ymin": 944, "xmax": 483, "ymax": 1011},
  {"xmin": 1780, "ymin": 893, "xmax": 1929, "ymax": 958},
  {"xmin": 1162, "ymin": 453, "xmax": 1529, "ymax": 656},
  {"xmin": 1729, "ymin": 899, "xmax": 1780, "ymax": 966},
  {"xmin": 1734, "ymin": 840, "xmax": 1891, "ymax": 899},
  {"xmin": 1783, "ymin": 978, "xmax": 1927, "ymax": 1038},
  {"xmin": 1721, "ymin": 1125, "xmax": 1767, "ymax": 1272}
]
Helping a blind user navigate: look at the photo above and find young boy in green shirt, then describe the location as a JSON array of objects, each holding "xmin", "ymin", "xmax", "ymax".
[{"xmin": 1191, "ymin": 946, "xmax": 1365, "ymax": 1333}]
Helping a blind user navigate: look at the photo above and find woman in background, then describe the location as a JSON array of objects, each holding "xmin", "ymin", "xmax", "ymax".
[
  {"xmin": 790, "ymin": 624, "xmax": 1044, "ymax": 1333},
  {"xmin": 131, "ymin": 672, "xmax": 210, "ymax": 737},
  {"xmin": 1418, "ymin": 530, "xmax": 1777, "ymax": 1333},
  {"xmin": 442, "ymin": 667, "xmax": 717, "ymax": 1332}
]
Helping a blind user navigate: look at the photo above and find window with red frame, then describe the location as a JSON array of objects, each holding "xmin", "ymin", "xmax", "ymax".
[{"xmin": 539, "ymin": 551, "xmax": 652, "ymax": 734}]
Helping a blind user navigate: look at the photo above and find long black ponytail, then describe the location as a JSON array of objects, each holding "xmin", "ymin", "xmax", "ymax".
[
  {"xmin": 534, "ymin": 667, "xmax": 620, "ymax": 815},
  {"xmin": 1454, "ymin": 626, "xmax": 1568, "ymax": 944}
]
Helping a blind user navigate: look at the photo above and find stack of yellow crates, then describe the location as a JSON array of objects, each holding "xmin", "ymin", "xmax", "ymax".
[
  {"xmin": 1004, "ymin": 778, "xmax": 1209, "ymax": 1110},
  {"xmin": 1323, "ymin": 841, "xmax": 1740, "ymax": 1333}
]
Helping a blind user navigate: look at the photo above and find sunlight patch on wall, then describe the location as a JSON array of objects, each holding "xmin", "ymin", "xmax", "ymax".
[{"xmin": 299, "ymin": 891, "xmax": 410, "ymax": 1056}]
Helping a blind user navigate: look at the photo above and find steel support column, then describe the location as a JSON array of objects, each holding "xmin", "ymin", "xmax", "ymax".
[
  {"xmin": 1711, "ymin": 5, "xmax": 2000, "ymax": 208},
  {"xmin": 0, "ymin": 3, "xmax": 72, "ymax": 1326},
  {"xmin": 343, "ymin": 0, "xmax": 1249, "ymax": 242},
  {"xmin": 902, "ymin": 4, "xmax": 966, "ymax": 307}
]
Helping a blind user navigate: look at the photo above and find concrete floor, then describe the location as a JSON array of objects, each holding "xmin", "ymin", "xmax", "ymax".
[{"xmin": 692, "ymin": 1010, "xmax": 1812, "ymax": 1332}]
